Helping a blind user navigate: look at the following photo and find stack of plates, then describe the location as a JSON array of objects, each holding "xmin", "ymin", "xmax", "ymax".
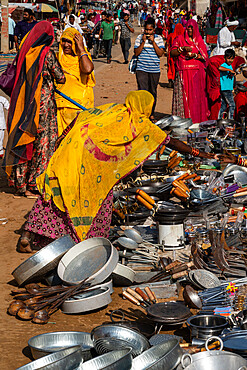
[{"xmin": 188, "ymin": 270, "xmax": 221, "ymax": 290}]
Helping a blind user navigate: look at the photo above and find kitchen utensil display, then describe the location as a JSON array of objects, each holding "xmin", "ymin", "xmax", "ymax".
[
  {"xmin": 187, "ymin": 315, "xmax": 229, "ymax": 340},
  {"xmin": 79, "ymin": 348, "xmax": 132, "ymax": 370}
]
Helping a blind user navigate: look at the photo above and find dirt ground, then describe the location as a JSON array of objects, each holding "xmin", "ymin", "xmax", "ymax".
[{"xmin": 0, "ymin": 28, "xmax": 174, "ymax": 369}]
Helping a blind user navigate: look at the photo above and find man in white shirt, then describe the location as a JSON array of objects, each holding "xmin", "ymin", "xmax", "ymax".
[
  {"xmin": 214, "ymin": 20, "xmax": 240, "ymax": 56},
  {"xmin": 8, "ymin": 14, "xmax": 16, "ymax": 50},
  {"xmin": 0, "ymin": 96, "xmax": 9, "ymax": 158},
  {"xmin": 64, "ymin": 14, "xmax": 83, "ymax": 35}
]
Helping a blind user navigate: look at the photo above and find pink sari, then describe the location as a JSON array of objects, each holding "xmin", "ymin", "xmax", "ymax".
[{"xmin": 171, "ymin": 19, "xmax": 209, "ymax": 123}]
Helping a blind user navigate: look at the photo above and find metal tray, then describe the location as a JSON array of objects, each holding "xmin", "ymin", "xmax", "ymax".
[
  {"xmin": 12, "ymin": 235, "xmax": 75, "ymax": 286},
  {"xmin": 61, "ymin": 287, "xmax": 111, "ymax": 314},
  {"xmin": 191, "ymin": 270, "xmax": 221, "ymax": 289},
  {"xmin": 223, "ymin": 164, "xmax": 247, "ymax": 185},
  {"xmin": 28, "ymin": 331, "xmax": 93, "ymax": 360},
  {"xmin": 146, "ymin": 301, "xmax": 191, "ymax": 321},
  {"xmin": 57, "ymin": 237, "xmax": 118, "ymax": 285}
]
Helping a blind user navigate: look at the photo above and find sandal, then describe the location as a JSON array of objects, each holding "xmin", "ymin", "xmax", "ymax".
[{"xmin": 17, "ymin": 236, "xmax": 34, "ymax": 253}]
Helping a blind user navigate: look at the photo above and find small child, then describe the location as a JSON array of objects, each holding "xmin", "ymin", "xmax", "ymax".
[{"xmin": 219, "ymin": 48, "xmax": 236, "ymax": 119}]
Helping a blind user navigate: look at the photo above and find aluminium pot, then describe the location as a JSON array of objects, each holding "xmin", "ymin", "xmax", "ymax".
[{"xmin": 187, "ymin": 315, "xmax": 229, "ymax": 340}]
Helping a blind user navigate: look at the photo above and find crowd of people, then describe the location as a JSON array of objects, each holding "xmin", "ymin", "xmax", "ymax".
[{"xmin": 1, "ymin": 2, "xmax": 247, "ymax": 252}]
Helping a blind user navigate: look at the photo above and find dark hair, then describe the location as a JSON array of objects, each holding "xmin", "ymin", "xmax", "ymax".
[
  {"xmin": 106, "ymin": 13, "xmax": 112, "ymax": 18},
  {"xmin": 144, "ymin": 17, "xmax": 155, "ymax": 28},
  {"xmin": 101, "ymin": 11, "xmax": 107, "ymax": 16},
  {"xmin": 24, "ymin": 8, "xmax": 34, "ymax": 16},
  {"xmin": 225, "ymin": 48, "xmax": 235, "ymax": 59},
  {"xmin": 69, "ymin": 14, "xmax": 75, "ymax": 19}
]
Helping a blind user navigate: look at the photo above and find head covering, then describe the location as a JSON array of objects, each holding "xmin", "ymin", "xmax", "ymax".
[
  {"xmin": 123, "ymin": 10, "xmax": 130, "ymax": 15},
  {"xmin": 3, "ymin": 21, "xmax": 54, "ymax": 176},
  {"xmin": 184, "ymin": 19, "xmax": 208, "ymax": 60},
  {"xmin": 226, "ymin": 20, "xmax": 239, "ymax": 27},
  {"xmin": 125, "ymin": 90, "xmax": 154, "ymax": 118}
]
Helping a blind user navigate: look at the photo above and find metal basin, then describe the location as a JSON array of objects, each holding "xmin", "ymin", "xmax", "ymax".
[
  {"xmin": 28, "ymin": 332, "xmax": 93, "ymax": 360},
  {"xmin": 187, "ymin": 315, "xmax": 229, "ymax": 340},
  {"xmin": 57, "ymin": 238, "xmax": 118, "ymax": 285},
  {"xmin": 131, "ymin": 339, "xmax": 183, "ymax": 370},
  {"xmin": 112, "ymin": 263, "xmax": 136, "ymax": 286},
  {"xmin": 181, "ymin": 350, "xmax": 247, "ymax": 370},
  {"xmin": 79, "ymin": 348, "xmax": 132, "ymax": 370},
  {"xmin": 12, "ymin": 235, "xmax": 75, "ymax": 286},
  {"xmin": 16, "ymin": 346, "xmax": 83, "ymax": 370},
  {"xmin": 91, "ymin": 324, "xmax": 150, "ymax": 357}
]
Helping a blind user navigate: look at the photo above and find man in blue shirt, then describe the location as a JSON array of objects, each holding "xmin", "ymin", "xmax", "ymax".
[
  {"xmin": 14, "ymin": 9, "xmax": 37, "ymax": 51},
  {"xmin": 219, "ymin": 48, "xmax": 236, "ymax": 119},
  {"xmin": 8, "ymin": 14, "xmax": 16, "ymax": 50}
]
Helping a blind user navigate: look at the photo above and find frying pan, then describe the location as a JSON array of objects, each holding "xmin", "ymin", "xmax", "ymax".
[{"xmin": 183, "ymin": 285, "xmax": 202, "ymax": 310}]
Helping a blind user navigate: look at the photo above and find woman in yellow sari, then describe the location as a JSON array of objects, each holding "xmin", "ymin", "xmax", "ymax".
[
  {"xmin": 56, "ymin": 27, "xmax": 96, "ymax": 136},
  {"xmin": 19, "ymin": 91, "xmax": 213, "ymax": 252}
]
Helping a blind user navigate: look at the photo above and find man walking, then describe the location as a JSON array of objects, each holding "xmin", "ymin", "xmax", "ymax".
[
  {"xmin": 8, "ymin": 14, "xmax": 15, "ymax": 50},
  {"xmin": 119, "ymin": 10, "xmax": 134, "ymax": 64},
  {"xmin": 14, "ymin": 9, "xmax": 37, "ymax": 50},
  {"xmin": 100, "ymin": 13, "xmax": 115, "ymax": 64}
]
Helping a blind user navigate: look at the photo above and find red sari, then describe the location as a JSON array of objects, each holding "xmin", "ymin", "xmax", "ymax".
[
  {"xmin": 171, "ymin": 19, "xmax": 209, "ymax": 123},
  {"xmin": 235, "ymin": 82, "xmax": 247, "ymax": 121},
  {"xmin": 206, "ymin": 55, "xmax": 245, "ymax": 120},
  {"xmin": 167, "ymin": 23, "xmax": 184, "ymax": 81}
]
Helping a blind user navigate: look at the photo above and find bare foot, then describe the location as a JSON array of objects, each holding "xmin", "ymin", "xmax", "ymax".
[{"xmin": 17, "ymin": 232, "xmax": 33, "ymax": 253}]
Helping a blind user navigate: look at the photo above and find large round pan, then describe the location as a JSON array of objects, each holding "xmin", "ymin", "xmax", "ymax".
[
  {"xmin": 131, "ymin": 339, "xmax": 183, "ymax": 370},
  {"xmin": 28, "ymin": 331, "xmax": 93, "ymax": 360},
  {"xmin": 16, "ymin": 346, "xmax": 83, "ymax": 370},
  {"xmin": 12, "ymin": 235, "xmax": 75, "ymax": 286},
  {"xmin": 112, "ymin": 263, "xmax": 136, "ymax": 286},
  {"xmin": 57, "ymin": 237, "xmax": 118, "ymax": 285},
  {"xmin": 61, "ymin": 287, "xmax": 111, "ymax": 314}
]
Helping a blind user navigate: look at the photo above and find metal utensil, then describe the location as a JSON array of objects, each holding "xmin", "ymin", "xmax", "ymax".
[
  {"xmin": 183, "ymin": 286, "xmax": 202, "ymax": 309},
  {"xmin": 16, "ymin": 346, "xmax": 83, "ymax": 370},
  {"xmin": 57, "ymin": 237, "xmax": 118, "ymax": 285},
  {"xmin": 78, "ymin": 348, "xmax": 132, "ymax": 370},
  {"xmin": 131, "ymin": 339, "xmax": 183, "ymax": 370},
  {"xmin": 112, "ymin": 263, "xmax": 136, "ymax": 286},
  {"xmin": 12, "ymin": 235, "xmax": 75, "ymax": 286},
  {"xmin": 91, "ymin": 324, "xmax": 150, "ymax": 357},
  {"xmin": 61, "ymin": 287, "xmax": 112, "ymax": 314},
  {"xmin": 28, "ymin": 331, "xmax": 93, "ymax": 360}
]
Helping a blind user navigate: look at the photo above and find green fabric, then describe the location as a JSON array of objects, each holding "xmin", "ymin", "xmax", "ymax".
[{"xmin": 101, "ymin": 21, "xmax": 114, "ymax": 40}]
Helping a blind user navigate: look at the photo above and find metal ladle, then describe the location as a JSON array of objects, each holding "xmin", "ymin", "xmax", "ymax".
[{"xmin": 124, "ymin": 228, "xmax": 159, "ymax": 250}]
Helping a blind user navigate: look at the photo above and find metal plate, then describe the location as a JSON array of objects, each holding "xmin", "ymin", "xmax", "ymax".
[
  {"xmin": 12, "ymin": 235, "xmax": 75, "ymax": 286},
  {"xmin": 57, "ymin": 237, "xmax": 118, "ymax": 285},
  {"xmin": 146, "ymin": 301, "xmax": 191, "ymax": 322},
  {"xmin": 28, "ymin": 332, "xmax": 93, "ymax": 360},
  {"xmin": 117, "ymin": 237, "xmax": 139, "ymax": 250},
  {"xmin": 61, "ymin": 287, "xmax": 111, "ymax": 314},
  {"xmin": 112, "ymin": 263, "xmax": 135, "ymax": 286},
  {"xmin": 192, "ymin": 270, "xmax": 221, "ymax": 289}
]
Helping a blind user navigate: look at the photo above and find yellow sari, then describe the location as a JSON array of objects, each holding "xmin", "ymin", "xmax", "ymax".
[
  {"xmin": 37, "ymin": 91, "xmax": 166, "ymax": 241},
  {"xmin": 55, "ymin": 28, "xmax": 96, "ymax": 136}
]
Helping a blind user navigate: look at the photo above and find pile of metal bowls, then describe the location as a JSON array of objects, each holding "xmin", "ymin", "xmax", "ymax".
[{"xmin": 23, "ymin": 328, "xmax": 185, "ymax": 370}]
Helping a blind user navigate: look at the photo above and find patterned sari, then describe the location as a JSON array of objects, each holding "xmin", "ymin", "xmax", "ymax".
[{"xmin": 25, "ymin": 91, "xmax": 167, "ymax": 244}]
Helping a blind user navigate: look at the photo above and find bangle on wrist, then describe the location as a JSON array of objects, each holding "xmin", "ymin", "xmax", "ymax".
[
  {"xmin": 178, "ymin": 47, "xmax": 183, "ymax": 53},
  {"xmin": 80, "ymin": 53, "xmax": 88, "ymax": 58}
]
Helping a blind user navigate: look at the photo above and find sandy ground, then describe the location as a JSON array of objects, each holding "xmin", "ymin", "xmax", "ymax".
[{"xmin": 0, "ymin": 27, "xmax": 174, "ymax": 369}]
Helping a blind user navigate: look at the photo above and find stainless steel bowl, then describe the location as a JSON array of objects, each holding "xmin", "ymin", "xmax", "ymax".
[
  {"xmin": 131, "ymin": 339, "xmax": 183, "ymax": 370},
  {"xmin": 12, "ymin": 235, "xmax": 75, "ymax": 286},
  {"xmin": 28, "ymin": 331, "xmax": 93, "ymax": 360},
  {"xmin": 79, "ymin": 348, "xmax": 132, "ymax": 370},
  {"xmin": 187, "ymin": 315, "xmax": 229, "ymax": 340},
  {"xmin": 91, "ymin": 324, "xmax": 150, "ymax": 357},
  {"xmin": 16, "ymin": 346, "xmax": 83, "ymax": 369}
]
